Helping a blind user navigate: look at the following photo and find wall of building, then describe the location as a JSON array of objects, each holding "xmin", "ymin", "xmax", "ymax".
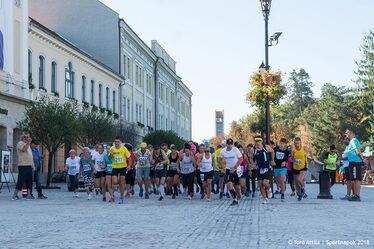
[{"xmin": 29, "ymin": 0, "xmax": 120, "ymax": 74}]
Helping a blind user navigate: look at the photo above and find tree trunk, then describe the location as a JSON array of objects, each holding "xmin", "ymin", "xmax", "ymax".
[{"xmin": 46, "ymin": 150, "xmax": 55, "ymax": 187}]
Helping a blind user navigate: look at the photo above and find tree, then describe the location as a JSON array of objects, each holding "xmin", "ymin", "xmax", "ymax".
[
  {"xmin": 355, "ymin": 29, "xmax": 374, "ymax": 143},
  {"xmin": 116, "ymin": 122, "xmax": 140, "ymax": 146},
  {"xmin": 143, "ymin": 130, "xmax": 185, "ymax": 149},
  {"xmin": 288, "ymin": 69, "xmax": 314, "ymax": 116},
  {"xmin": 18, "ymin": 96, "xmax": 80, "ymax": 187},
  {"xmin": 78, "ymin": 108, "xmax": 116, "ymax": 147}
]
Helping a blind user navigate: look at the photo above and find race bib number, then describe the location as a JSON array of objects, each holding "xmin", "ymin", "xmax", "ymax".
[
  {"xmin": 170, "ymin": 162, "xmax": 177, "ymax": 170},
  {"xmin": 295, "ymin": 159, "xmax": 302, "ymax": 166},
  {"xmin": 236, "ymin": 166, "xmax": 243, "ymax": 177},
  {"xmin": 200, "ymin": 173, "xmax": 205, "ymax": 181},
  {"xmin": 115, "ymin": 157, "xmax": 123, "ymax": 163},
  {"xmin": 106, "ymin": 164, "xmax": 113, "ymax": 173},
  {"xmin": 83, "ymin": 164, "xmax": 91, "ymax": 172},
  {"xmin": 276, "ymin": 152, "xmax": 285, "ymax": 160},
  {"xmin": 156, "ymin": 164, "xmax": 164, "ymax": 170},
  {"xmin": 260, "ymin": 168, "xmax": 268, "ymax": 174}
]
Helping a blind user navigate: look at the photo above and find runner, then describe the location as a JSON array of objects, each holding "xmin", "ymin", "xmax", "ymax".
[
  {"xmin": 211, "ymin": 146, "xmax": 220, "ymax": 195},
  {"xmin": 30, "ymin": 140, "xmax": 47, "ymax": 199},
  {"xmin": 161, "ymin": 143, "xmax": 172, "ymax": 195},
  {"xmin": 103, "ymin": 145, "xmax": 115, "ymax": 202},
  {"xmin": 167, "ymin": 145, "xmax": 180, "ymax": 199},
  {"xmin": 148, "ymin": 145, "xmax": 157, "ymax": 195},
  {"xmin": 323, "ymin": 145, "xmax": 339, "ymax": 188},
  {"xmin": 136, "ymin": 142, "xmax": 152, "ymax": 199},
  {"xmin": 110, "ymin": 136, "xmax": 131, "ymax": 204},
  {"xmin": 247, "ymin": 143, "xmax": 257, "ymax": 198},
  {"xmin": 291, "ymin": 137, "xmax": 314, "ymax": 201},
  {"xmin": 92, "ymin": 144, "xmax": 106, "ymax": 201},
  {"xmin": 125, "ymin": 144, "xmax": 137, "ymax": 197},
  {"xmin": 216, "ymin": 141, "xmax": 227, "ymax": 199},
  {"xmin": 179, "ymin": 143, "xmax": 197, "ymax": 200},
  {"xmin": 150, "ymin": 145, "xmax": 168, "ymax": 201},
  {"xmin": 79, "ymin": 147, "xmax": 95, "ymax": 200},
  {"xmin": 273, "ymin": 138, "xmax": 289, "ymax": 200},
  {"xmin": 195, "ymin": 144, "xmax": 205, "ymax": 199},
  {"xmin": 286, "ymin": 146, "xmax": 296, "ymax": 196},
  {"xmin": 238, "ymin": 145, "xmax": 249, "ymax": 198},
  {"xmin": 345, "ymin": 128, "xmax": 367, "ymax": 201},
  {"xmin": 250, "ymin": 137, "xmax": 275, "ymax": 204},
  {"xmin": 219, "ymin": 138, "xmax": 243, "ymax": 206},
  {"xmin": 65, "ymin": 149, "xmax": 80, "ymax": 198},
  {"xmin": 197, "ymin": 146, "xmax": 214, "ymax": 201}
]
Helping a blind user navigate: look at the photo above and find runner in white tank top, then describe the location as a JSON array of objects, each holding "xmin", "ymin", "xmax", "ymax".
[{"xmin": 197, "ymin": 148, "xmax": 215, "ymax": 201}]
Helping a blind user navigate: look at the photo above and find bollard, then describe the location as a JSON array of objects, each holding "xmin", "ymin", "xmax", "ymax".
[{"xmin": 317, "ymin": 170, "xmax": 333, "ymax": 199}]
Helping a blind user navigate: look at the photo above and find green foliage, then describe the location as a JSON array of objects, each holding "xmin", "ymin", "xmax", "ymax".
[
  {"xmin": 17, "ymin": 96, "xmax": 80, "ymax": 186},
  {"xmin": 78, "ymin": 109, "xmax": 116, "ymax": 147},
  {"xmin": 247, "ymin": 70, "xmax": 286, "ymax": 109},
  {"xmin": 355, "ymin": 29, "xmax": 374, "ymax": 143},
  {"xmin": 143, "ymin": 130, "xmax": 185, "ymax": 149}
]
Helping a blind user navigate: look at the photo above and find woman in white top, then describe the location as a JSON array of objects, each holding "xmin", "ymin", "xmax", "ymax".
[
  {"xmin": 197, "ymin": 148, "xmax": 214, "ymax": 201},
  {"xmin": 91, "ymin": 144, "xmax": 106, "ymax": 201},
  {"xmin": 65, "ymin": 149, "xmax": 81, "ymax": 197}
]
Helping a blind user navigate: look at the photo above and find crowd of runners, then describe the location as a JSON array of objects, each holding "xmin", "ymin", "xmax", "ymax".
[{"xmin": 11, "ymin": 128, "xmax": 372, "ymax": 205}]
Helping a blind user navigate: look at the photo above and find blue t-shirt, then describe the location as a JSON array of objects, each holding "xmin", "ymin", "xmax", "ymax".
[
  {"xmin": 347, "ymin": 138, "xmax": 362, "ymax": 163},
  {"xmin": 32, "ymin": 149, "xmax": 42, "ymax": 170},
  {"xmin": 80, "ymin": 156, "xmax": 92, "ymax": 176},
  {"xmin": 104, "ymin": 154, "xmax": 113, "ymax": 174}
]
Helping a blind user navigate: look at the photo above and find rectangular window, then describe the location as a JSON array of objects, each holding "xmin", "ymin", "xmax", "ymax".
[
  {"xmin": 39, "ymin": 56, "xmax": 45, "ymax": 89},
  {"xmin": 127, "ymin": 98, "xmax": 130, "ymax": 121},
  {"xmin": 123, "ymin": 55, "xmax": 126, "ymax": 77},
  {"xmin": 127, "ymin": 58, "xmax": 131, "ymax": 80},
  {"xmin": 28, "ymin": 50, "xmax": 32, "ymax": 80},
  {"xmin": 135, "ymin": 66, "xmax": 139, "ymax": 85},
  {"xmin": 106, "ymin": 87, "xmax": 109, "ymax": 109},
  {"xmin": 136, "ymin": 104, "xmax": 139, "ymax": 122},
  {"xmin": 139, "ymin": 104, "xmax": 142, "ymax": 123},
  {"xmin": 65, "ymin": 66, "xmax": 74, "ymax": 98},
  {"xmin": 14, "ymin": 20, "xmax": 21, "ymax": 74},
  {"xmin": 123, "ymin": 97, "xmax": 127, "ymax": 118},
  {"xmin": 98, "ymin": 84, "xmax": 102, "ymax": 108}
]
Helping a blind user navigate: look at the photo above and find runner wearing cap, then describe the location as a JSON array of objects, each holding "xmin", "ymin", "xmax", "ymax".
[
  {"xmin": 136, "ymin": 142, "xmax": 152, "ymax": 199},
  {"xmin": 65, "ymin": 149, "xmax": 81, "ymax": 198},
  {"xmin": 250, "ymin": 136, "xmax": 275, "ymax": 204},
  {"xmin": 219, "ymin": 138, "xmax": 243, "ymax": 206}
]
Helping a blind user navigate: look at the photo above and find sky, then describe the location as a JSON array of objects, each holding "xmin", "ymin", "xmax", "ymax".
[{"xmin": 100, "ymin": 0, "xmax": 374, "ymax": 143}]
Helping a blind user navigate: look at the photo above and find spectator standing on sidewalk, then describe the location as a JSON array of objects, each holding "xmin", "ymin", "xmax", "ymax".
[
  {"xmin": 31, "ymin": 140, "xmax": 47, "ymax": 199},
  {"xmin": 12, "ymin": 134, "xmax": 35, "ymax": 200}
]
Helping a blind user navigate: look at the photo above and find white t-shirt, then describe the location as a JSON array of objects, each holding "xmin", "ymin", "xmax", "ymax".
[
  {"xmin": 220, "ymin": 147, "xmax": 242, "ymax": 170},
  {"xmin": 66, "ymin": 157, "xmax": 81, "ymax": 175},
  {"xmin": 92, "ymin": 152, "xmax": 105, "ymax": 172},
  {"xmin": 200, "ymin": 153, "xmax": 213, "ymax": 173}
]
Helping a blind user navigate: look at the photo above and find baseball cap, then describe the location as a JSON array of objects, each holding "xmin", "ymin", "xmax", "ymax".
[
  {"xmin": 140, "ymin": 142, "xmax": 147, "ymax": 149},
  {"xmin": 221, "ymin": 140, "xmax": 227, "ymax": 145},
  {"xmin": 226, "ymin": 138, "xmax": 234, "ymax": 145}
]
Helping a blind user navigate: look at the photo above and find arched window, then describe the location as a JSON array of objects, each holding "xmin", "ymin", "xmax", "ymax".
[
  {"xmin": 38, "ymin": 55, "xmax": 45, "ymax": 89},
  {"xmin": 65, "ymin": 62, "xmax": 74, "ymax": 98},
  {"xmin": 99, "ymin": 84, "xmax": 103, "ymax": 108},
  {"xmin": 51, "ymin": 61, "xmax": 57, "ymax": 92},
  {"xmin": 106, "ymin": 87, "xmax": 109, "ymax": 110},
  {"xmin": 82, "ymin": 76, "xmax": 86, "ymax": 102}
]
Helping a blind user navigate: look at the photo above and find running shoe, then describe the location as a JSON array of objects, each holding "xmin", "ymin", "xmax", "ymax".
[
  {"xmin": 281, "ymin": 194, "xmax": 285, "ymax": 200},
  {"xmin": 88, "ymin": 194, "xmax": 92, "ymax": 200},
  {"xmin": 188, "ymin": 195, "xmax": 192, "ymax": 200},
  {"xmin": 38, "ymin": 195, "xmax": 48, "ymax": 199},
  {"xmin": 178, "ymin": 189, "xmax": 182, "ymax": 195},
  {"xmin": 158, "ymin": 196, "xmax": 164, "ymax": 201},
  {"xmin": 290, "ymin": 192, "xmax": 296, "ymax": 196},
  {"xmin": 261, "ymin": 198, "xmax": 269, "ymax": 204},
  {"xmin": 11, "ymin": 195, "xmax": 20, "ymax": 201},
  {"xmin": 26, "ymin": 195, "xmax": 34, "ymax": 200},
  {"xmin": 340, "ymin": 195, "xmax": 350, "ymax": 200},
  {"xmin": 348, "ymin": 195, "xmax": 361, "ymax": 202},
  {"xmin": 102, "ymin": 197, "xmax": 106, "ymax": 202},
  {"xmin": 130, "ymin": 189, "xmax": 135, "ymax": 195},
  {"xmin": 74, "ymin": 193, "xmax": 79, "ymax": 198},
  {"xmin": 297, "ymin": 194, "xmax": 302, "ymax": 201},
  {"xmin": 274, "ymin": 190, "xmax": 280, "ymax": 195},
  {"xmin": 267, "ymin": 189, "xmax": 273, "ymax": 199},
  {"xmin": 207, "ymin": 197, "xmax": 211, "ymax": 202},
  {"xmin": 145, "ymin": 193, "xmax": 149, "ymax": 199},
  {"xmin": 252, "ymin": 192, "xmax": 256, "ymax": 198},
  {"xmin": 226, "ymin": 193, "xmax": 230, "ymax": 198},
  {"xmin": 118, "ymin": 197, "xmax": 124, "ymax": 204},
  {"xmin": 95, "ymin": 188, "xmax": 99, "ymax": 195},
  {"xmin": 109, "ymin": 197, "xmax": 115, "ymax": 203},
  {"xmin": 139, "ymin": 188, "xmax": 144, "ymax": 198},
  {"xmin": 245, "ymin": 192, "xmax": 250, "ymax": 197},
  {"xmin": 125, "ymin": 192, "xmax": 130, "ymax": 198},
  {"xmin": 219, "ymin": 192, "xmax": 223, "ymax": 200},
  {"xmin": 230, "ymin": 200, "xmax": 239, "ymax": 206},
  {"xmin": 200, "ymin": 194, "xmax": 205, "ymax": 199}
]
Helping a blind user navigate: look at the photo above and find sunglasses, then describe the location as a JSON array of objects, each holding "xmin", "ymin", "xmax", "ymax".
[{"xmin": 204, "ymin": 150, "xmax": 210, "ymax": 152}]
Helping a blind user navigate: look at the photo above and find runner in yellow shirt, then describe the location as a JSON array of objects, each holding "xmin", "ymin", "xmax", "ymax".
[{"xmin": 109, "ymin": 136, "xmax": 131, "ymax": 204}]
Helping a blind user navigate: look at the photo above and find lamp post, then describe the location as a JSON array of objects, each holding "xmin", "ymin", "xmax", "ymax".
[{"xmin": 259, "ymin": 0, "xmax": 282, "ymax": 144}]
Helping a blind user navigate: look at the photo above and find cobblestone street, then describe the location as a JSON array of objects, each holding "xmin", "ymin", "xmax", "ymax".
[{"xmin": 1, "ymin": 184, "xmax": 373, "ymax": 249}]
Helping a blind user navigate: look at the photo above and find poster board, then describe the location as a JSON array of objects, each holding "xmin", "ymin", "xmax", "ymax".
[{"xmin": 1, "ymin": 150, "xmax": 11, "ymax": 182}]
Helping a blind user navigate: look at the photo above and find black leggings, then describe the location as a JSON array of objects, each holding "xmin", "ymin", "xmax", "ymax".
[
  {"xmin": 16, "ymin": 166, "xmax": 33, "ymax": 191},
  {"xmin": 250, "ymin": 169, "xmax": 257, "ymax": 192},
  {"xmin": 125, "ymin": 169, "xmax": 135, "ymax": 186},
  {"xmin": 182, "ymin": 173, "xmax": 195, "ymax": 196},
  {"xmin": 327, "ymin": 170, "xmax": 336, "ymax": 186},
  {"xmin": 287, "ymin": 170, "xmax": 295, "ymax": 192}
]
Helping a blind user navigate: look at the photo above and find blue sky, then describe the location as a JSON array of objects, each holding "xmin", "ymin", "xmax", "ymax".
[{"xmin": 100, "ymin": 0, "xmax": 374, "ymax": 143}]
